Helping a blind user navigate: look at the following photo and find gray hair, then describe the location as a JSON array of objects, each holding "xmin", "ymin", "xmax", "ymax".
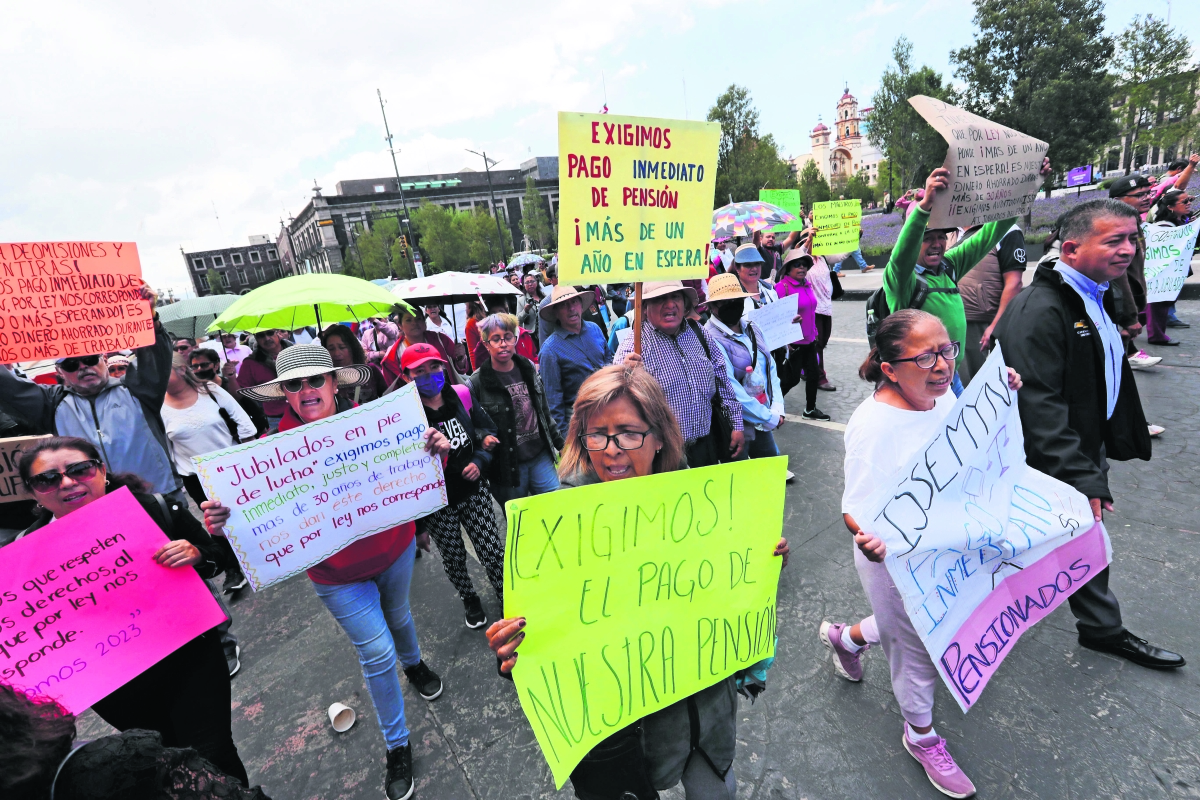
[
  {"xmin": 478, "ymin": 313, "xmax": 518, "ymax": 340},
  {"xmin": 1057, "ymin": 199, "xmax": 1140, "ymax": 245}
]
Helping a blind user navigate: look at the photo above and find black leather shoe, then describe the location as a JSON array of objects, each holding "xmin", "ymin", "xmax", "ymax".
[
  {"xmin": 1148, "ymin": 339, "xmax": 1181, "ymax": 346},
  {"xmin": 1079, "ymin": 631, "xmax": 1186, "ymax": 670},
  {"xmin": 1166, "ymin": 318, "xmax": 1190, "ymax": 328}
]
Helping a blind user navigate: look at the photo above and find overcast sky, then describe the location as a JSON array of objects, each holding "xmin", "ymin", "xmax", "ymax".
[{"xmin": 3, "ymin": 0, "xmax": 1194, "ymax": 296}]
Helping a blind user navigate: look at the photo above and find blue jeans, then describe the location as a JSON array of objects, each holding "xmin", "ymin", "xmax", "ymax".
[
  {"xmin": 492, "ymin": 449, "xmax": 560, "ymax": 504},
  {"xmin": 847, "ymin": 249, "xmax": 869, "ymax": 271},
  {"xmin": 311, "ymin": 541, "xmax": 421, "ymax": 749},
  {"xmin": 736, "ymin": 429, "xmax": 779, "ymax": 460}
]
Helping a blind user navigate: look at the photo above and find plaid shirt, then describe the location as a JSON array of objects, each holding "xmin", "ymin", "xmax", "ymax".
[{"xmin": 613, "ymin": 320, "xmax": 743, "ymax": 442}]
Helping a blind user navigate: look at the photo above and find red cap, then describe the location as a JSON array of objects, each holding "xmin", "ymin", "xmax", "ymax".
[{"xmin": 399, "ymin": 342, "xmax": 446, "ymax": 371}]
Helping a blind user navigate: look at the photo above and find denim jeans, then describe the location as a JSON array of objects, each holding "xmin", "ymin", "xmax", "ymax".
[
  {"xmin": 492, "ymin": 449, "xmax": 560, "ymax": 504},
  {"xmin": 847, "ymin": 249, "xmax": 869, "ymax": 271},
  {"xmin": 736, "ymin": 430, "xmax": 779, "ymax": 460},
  {"xmin": 311, "ymin": 541, "xmax": 421, "ymax": 749}
]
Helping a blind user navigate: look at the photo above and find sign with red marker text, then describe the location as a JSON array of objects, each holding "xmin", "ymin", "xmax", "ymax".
[
  {"xmin": 503, "ymin": 458, "xmax": 786, "ymax": 787},
  {"xmin": 0, "ymin": 488, "xmax": 225, "ymax": 714},
  {"xmin": 0, "ymin": 242, "xmax": 153, "ymax": 362},
  {"xmin": 908, "ymin": 96, "xmax": 1048, "ymax": 230},
  {"xmin": 557, "ymin": 112, "xmax": 719, "ymax": 284},
  {"xmin": 859, "ymin": 346, "xmax": 1109, "ymax": 711},
  {"xmin": 194, "ymin": 383, "xmax": 448, "ymax": 591}
]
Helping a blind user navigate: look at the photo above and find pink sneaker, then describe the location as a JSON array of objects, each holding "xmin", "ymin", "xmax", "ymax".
[
  {"xmin": 903, "ymin": 730, "xmax": 977, "ymax": 798},
  {"xmin": 819, "ymin": 621, "xmax": 865, "ymax": 681}
]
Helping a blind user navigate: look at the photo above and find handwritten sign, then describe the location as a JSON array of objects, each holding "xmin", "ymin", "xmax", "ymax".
[
  {"xmin": 0, "ymin": 435, "xmax": 49, "ymax": 504},
  {"xmin": 760, "ymin": 189, "xmax": 805, "ymax": 233},
  {"xmin": 908, "ymin": 96, "xmax": 1048, "ymax": 229},
  {"xmin": 745, "ymin": 293, "xmax": 802, "ymax": 351},
  {"xmin": 504, "ymin": 458, "xmax": 786, "ymax": 787},
  {"xmin": 1144, "ymin": 220, "xmax": 1200, "ymax": 303},
  {"xmin": 557, "ymin": 112, "xmax": 719, "ymax": 284},
  {"xmin": 861, "ymin": 346, "xmax": 1108, "ymax": 711},
  {"xmin": 811, "ymin": 200, "xmax": 862, "ymax": 255},
  {"xmin": 0, "ymin": 488, "xmax": 225, "ymax": 714},
  {"xmin": 194, "ymin": 383, "xmax": 448, "ymax": 591},
  {"xmin": 0, "ymin": 242, "xmax": 153, "ymax": 362}
]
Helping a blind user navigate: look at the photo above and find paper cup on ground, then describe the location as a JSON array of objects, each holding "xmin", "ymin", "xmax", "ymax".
[{"xmin": 328, "ymin": 702, "xmax": 356, "ymax": 733}]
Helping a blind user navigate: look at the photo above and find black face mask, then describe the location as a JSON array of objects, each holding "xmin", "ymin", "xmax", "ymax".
[{"xmin": 714, "ymin": 302, "xmax": 743, "ymax": 328}]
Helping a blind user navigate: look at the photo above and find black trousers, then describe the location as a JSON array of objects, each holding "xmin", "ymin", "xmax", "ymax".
[
  {"xmin": 183, "ymin": 475, "xmax": 241, "ymax": 577},
  {"xmin": 780, "ymin": 343, "xmax": 819, "ymax": 411},
  {"xmin": 685, "ymin": 433, "xmax": 721, "ymax": 469},
  {"xmin": 92, "ymin": 629, "xmax": 249, "ymax": 786}
]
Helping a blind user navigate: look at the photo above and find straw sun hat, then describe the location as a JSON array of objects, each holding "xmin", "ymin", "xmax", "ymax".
[
  {"xmin": 538, "ymin": 285, "xmax": 597, "ymax": 321},
  {"xmin": 241, "ymin": 343, "xmax": 372, "ymax": 401}
]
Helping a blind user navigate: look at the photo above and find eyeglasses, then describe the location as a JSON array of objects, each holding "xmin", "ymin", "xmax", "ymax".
[
  {"xmin": 580, "ymin": 430, "xmax": 652, "ymax": 451},
  {"xmin": 281, "ymin": 374, "xmax": 328, "ymax": 393},
  {"xmin": 193, "ymin": 367, "xmax": 217, "ymax": 379},
  {"xmin": 28, "ymin": 459, "xmax": 103, "ymax": 493},
  {"xmin": 1126, "ymin": 190, "xmax": 1152, "ymax": 199},
  {"xmin": 486, "ymin": 334, "xmax": 516, "ymax": 346},
  {"xmin": 173, "ymin": 343, "xmax": 192, "ymax": 352},
  {"xmin": 888, "ymin": 342, "xmax": 961, "ymax": 370},
  {"xmin": 59, "ymin": 355, "xmax": 101, "ymax": 373}
]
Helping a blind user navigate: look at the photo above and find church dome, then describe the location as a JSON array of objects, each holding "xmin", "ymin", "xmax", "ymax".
[{"xmin": 812, "ymin": 121, "xmax": 829, "ymax": 133}]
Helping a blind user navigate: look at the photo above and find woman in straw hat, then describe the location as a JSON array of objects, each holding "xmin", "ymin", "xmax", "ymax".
[
  {"xmin": 203, "ymin": 344, "xmax": 450, "ymax": 800},
  {"xmin": 613, "ymin": 281, "xmax": 745, "ymax": 467},
  {"xmin": 538, "ymin": 284, "xmax": 610, "ymax": 434}
]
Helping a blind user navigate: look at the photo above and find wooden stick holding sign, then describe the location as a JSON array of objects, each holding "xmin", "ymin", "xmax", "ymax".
[{"xmin": 632, "ymin": 282, "xmax": 643, "ymax": 355}]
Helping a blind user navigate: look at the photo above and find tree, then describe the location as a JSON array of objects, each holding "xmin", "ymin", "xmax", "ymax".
[
  {"xmin": 519, "ymin": 177, "xmax": 554, "ymax": 250},
  {"xmin": 462, "ymin": 206, "xmax": 504, "ymax": 267},
  {"xmin": 707, "ymin": 85, "xmax": 797, "ymax": 203},
  {"xmin": 843, "ymin": 171, "xmax": 875, "ymax": 204},
  {"xmin": 950, "ymin": 0, "xmax": 1118, "ymax": 194},
  {"xmin": 205, "ymin": 268, "xmax": 224, "ymax": 295},
  {"xmin": 1112, "ymin": 15, "xmax": 1198, "ymax": 172},
  {"xmin": 797, "ymin": 161, "xmax": 830, "ymax": 211},
  {"xmin": 350, "ymin": 213, "xmax": 407, "ymax": 281},
  {"xmin": 410, "ymin": 201, "xmax": 470, "ymax": 272},
  {"xmin": 867, "ymin": 38, "xmax": 954, "ymax": 195},
  {"xmin": 873, "ymin": 159, "xmax": 900, "ymax": 203}
]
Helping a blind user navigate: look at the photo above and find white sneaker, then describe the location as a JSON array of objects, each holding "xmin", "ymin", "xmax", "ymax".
[
  {"xmin": 1128, "ymin": 350, "xmax": 1162, "ymax": 370},
  {"xmin": 785, "ymin": 470, "xmax": 795, "ymax": 482},
  {"xmin": 1148, "ymin": 424, "xmax": 1165, "ymax": 437}
]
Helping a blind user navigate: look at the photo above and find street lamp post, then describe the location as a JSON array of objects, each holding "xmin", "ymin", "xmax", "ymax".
[
  {"xmin": 377, "ymin": 89, "xmax": 417, "ymax": 275},
  {"xmin": 466, "ymin": 148, "xmax": 508, "ymax": 261}
]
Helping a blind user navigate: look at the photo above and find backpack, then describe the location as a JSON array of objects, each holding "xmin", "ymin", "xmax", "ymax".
[{"xmin": 865, "ymin": 272, "xmax": 961, "ymax": 347}]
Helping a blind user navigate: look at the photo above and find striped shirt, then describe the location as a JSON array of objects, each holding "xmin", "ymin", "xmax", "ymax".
[{"xmin": 613, "ymin": 320, "xmax": 744, "ymax": 442}]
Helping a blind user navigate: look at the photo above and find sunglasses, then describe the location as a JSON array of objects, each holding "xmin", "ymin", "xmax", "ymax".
[
  {"xmin": 281, "ymin": 374, "xmax": 328, "ymax": 393},
  {"xmin": 173, "ymin": 343, "xmax": 192, "ymax": 352},
  {"xmin": 193, "ymin": 367, "xmax": 217, "ymax": 379},
  {"xmin": 108, "ymin": 365, "xmax": 127, "ymax": 375},
  {"xmin": 59, "ymin": 355, "xmax": 101, "ymax": 373},
  {"xmin": 28, "ymin": 459, "xmax": 103, "ymax": 493}
]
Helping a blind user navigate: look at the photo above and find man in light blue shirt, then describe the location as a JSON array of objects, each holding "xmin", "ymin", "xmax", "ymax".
[{"xmin": 1052, "ymin": 262, "xmax": 1123, "ymax": 419}]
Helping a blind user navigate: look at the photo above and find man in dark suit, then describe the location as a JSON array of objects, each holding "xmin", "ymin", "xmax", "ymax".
[{"xmin": 994, "ymin": 198, "xmax": 1184, "ymax": 669}]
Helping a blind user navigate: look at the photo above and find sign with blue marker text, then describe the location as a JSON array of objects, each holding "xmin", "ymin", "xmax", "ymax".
[
  {"xmin": 1144, "ymin": 220, "xmax": 1200, "ymax": 304},
  {"xmin": 194, "ymin": 383, "xmax": 448, "ymax": 590},
  {"xmin": 860, "ymin": 346, "xmax": 1110, "ymax": 711}
]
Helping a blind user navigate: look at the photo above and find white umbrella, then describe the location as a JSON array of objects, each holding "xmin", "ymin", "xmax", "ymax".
[{"xmin": 387, "ymin": 271, "xmax": 521, "ymax": 306}]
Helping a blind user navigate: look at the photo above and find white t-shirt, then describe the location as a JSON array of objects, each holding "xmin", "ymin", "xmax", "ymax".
[
  {"xmin": 425, "ymin": 316, "xmax": 456, "ymax": 341},
  {"xmin": 842, "ymin": 391, "xmax": 957, "ymax": 519},
  {"xmin": 198, "ymin": 340, "xmax": 252, "ymax": 367},
  {"xmin": 161, "ymin": 384, "xmax": 257, "ymax": 476}
]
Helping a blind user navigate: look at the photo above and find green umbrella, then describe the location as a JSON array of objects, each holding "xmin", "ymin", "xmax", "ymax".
[
  {"xmin": 157, "ymin": 294, "xmax": 241, "ymax": 339},
  {"xmin": 207, "ymin": 274, "xmax": 413, "ymax": 334}
]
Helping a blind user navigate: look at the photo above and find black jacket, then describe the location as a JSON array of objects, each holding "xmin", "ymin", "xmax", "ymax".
[
  {"xmin": 423, "ymin": 384, "xmax": 497, "ymax": 502},
  {"xmin": 468, "ymin": 356, "xmax": 564, "ymax": 487},
  {"xmin": 993, "ymin": 262, "xmax": 1151, "ymax": 501}
]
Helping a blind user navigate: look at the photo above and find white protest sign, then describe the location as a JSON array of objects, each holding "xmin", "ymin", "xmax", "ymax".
[
  {"xmin": 194, "ymin": 383, "xmax": 448, "ymax": 590},
  {"xmin": 861, "ymin": 345, "xmax": 1110, "ymax": 711},
  {"xmin": 1144, "ymin": 220, "xmax": 1200, "ymax": 303},
  {"xmin": 745, "ymin": 294, "xmax": 802, "ymax": 351},
  {"xmin": 908, "ymin": 96, "xmax": 1048, "ymax": 230}
]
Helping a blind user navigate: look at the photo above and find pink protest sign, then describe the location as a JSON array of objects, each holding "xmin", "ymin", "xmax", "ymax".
[{"xmin": 0, "ymin": 488, "xmax": 225, "ymax": 714}]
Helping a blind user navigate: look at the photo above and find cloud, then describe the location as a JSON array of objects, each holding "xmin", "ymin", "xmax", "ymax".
[{"xmin": 853, "ymin": 0, "xmax": 901, "ymax": 22}]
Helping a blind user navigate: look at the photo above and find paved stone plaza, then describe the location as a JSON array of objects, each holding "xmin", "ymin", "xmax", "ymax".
[{"xmin": 81, "ymin": 299, "xmax": 1200, "ymax": 799}]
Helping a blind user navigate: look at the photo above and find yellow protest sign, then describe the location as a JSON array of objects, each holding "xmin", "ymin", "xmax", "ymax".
[
  {"xmin": 811, "ymin": 199, "xmax": 862, "ymax": 255},
  {"xmin": 503, "ymin": 458, "xmax": 786, "ymax": 787},
  {"xmin": 557, "ymin": 112, "xmax": 719, "ymax": 285}
]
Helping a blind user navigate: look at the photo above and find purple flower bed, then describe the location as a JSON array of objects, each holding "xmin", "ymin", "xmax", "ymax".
[{"xmin": 858, "ymin": 189, "xmax": 1108, "ymax": 254}]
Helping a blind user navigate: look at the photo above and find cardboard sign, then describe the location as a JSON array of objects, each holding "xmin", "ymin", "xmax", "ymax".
[
  {"xmin": 0, "ymin": 242, "xmax": 153, "ymax": 361},
  {"xmin": 557, "ymin": 112, "xmax": 720, "ymax": 284},
  {"xmin": 504, "ymin": 458, "xmax": 786, "ymax": 787},
  {"xmin": 860, "ymin": 346, "xmax": 1108, "ymax": 711},
  {"xmin": 194, "ymin": 383, "xmax": 448, "ymax": 591},
  {"xmin": 745, "ymin": 293, "xmax": 803, "ymax": 351},
  {"xmin": 760, "ymin": 189, "xmax": 805, "ymax": 233},
  {"xmin": 1144, "ymin": 220, "xmax": 1200, "ymax": 303},
  {"xmin": 811, "ymin": 200, "xmax": 863, "ymax": 255},
  {"xmin": 0, "ymin": 435, "xmax": 50, "ymax": 504},
  {"xmin": 0, "ymin": 488, "xmax": 226, "ymax": 713},
  {"xmin": 908, "ymin": 96, "xmax": 1048, "ymax": 229}
]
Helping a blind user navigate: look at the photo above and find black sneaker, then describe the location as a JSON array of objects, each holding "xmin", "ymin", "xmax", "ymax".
[
  {"xmin": 802, "ymin": 407, "xmax": 831, "ymax": 421},
  {"xmin": 463, "ymin": 595, "xmax": 487, "ymax": 629},
  {"xmin": 403, "ymin": 660, "xmax": 443, "ymax": 700},
  {"xmin": 223, "ymin": 566, "xmax": 248, "ymax": 594},
  {"xmin": 385, "ymin": 743, "xmax": 414, "ymax": 800}
]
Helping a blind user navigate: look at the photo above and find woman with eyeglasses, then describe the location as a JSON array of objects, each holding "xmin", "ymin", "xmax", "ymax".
[
  {"xmin": 486, "ymin": 366, "xmax": 789, "ymax": 800},
  {"xmin": 10, "ymin": 436, "xmax": 253, "ymax": 787},
  {"xmin": 204, "ymin": 344, "xmax": 450, "ymax": 800},
  {"xmin": 820, "ymin": 309, "xmax": 1021, "ymax": 799}
]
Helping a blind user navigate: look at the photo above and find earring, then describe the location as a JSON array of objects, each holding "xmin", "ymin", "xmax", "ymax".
[{"xmin": 105, "ymin": 478, "xmax": 111, "ymax": 486}]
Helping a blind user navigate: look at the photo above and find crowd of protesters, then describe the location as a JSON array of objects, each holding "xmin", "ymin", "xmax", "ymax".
[{"xmin": 2, "ymin": 153, "xmax": 1196, "ymax": 800}]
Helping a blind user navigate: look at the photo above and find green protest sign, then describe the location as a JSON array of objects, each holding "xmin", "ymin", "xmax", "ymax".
[
  {"xmin": 503, "ymin": 458, "xmax": 786, "ymax": 787},
  {"xmin": 760, "ymin": 189, "xmax": 806, "ymax": 232},
  {"xmin": 811, "ymin": 199, "xmax": 862, "ymax": 255}
]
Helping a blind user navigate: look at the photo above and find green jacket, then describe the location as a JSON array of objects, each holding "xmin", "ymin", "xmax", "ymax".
[{"xmin": 883, "ymin": 207, "xmax": 1018, "ymax": 350}]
